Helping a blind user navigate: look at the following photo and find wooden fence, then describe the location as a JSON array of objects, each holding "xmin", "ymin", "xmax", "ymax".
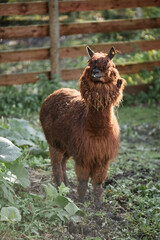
[{"xmin": 0, "ymin": 0, "xmax": 160, "ymax": 94}]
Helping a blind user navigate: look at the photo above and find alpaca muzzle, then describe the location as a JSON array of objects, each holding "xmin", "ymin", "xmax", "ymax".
[{"xmin": 92, "ymin": 68, "xmax": 102, "ymax": 81}]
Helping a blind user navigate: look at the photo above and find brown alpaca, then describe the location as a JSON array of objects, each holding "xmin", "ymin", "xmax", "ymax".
[{"xmin": 40, "ymin": 46, "xmax": 126, "ymax": 208}]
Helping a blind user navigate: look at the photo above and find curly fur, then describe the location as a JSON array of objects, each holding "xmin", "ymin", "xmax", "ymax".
[{"xmin": 40, "ymin": 49, "xmax": 126, "ymax": 208}]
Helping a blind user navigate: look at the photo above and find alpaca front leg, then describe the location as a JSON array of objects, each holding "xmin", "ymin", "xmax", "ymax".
[
  {"xmin": 49, "ymin": 145, "xmax": 63, "ymax": 187},
  {"xmin": 92, "ymin": 161, "xmax": 110, "ymax": 208},
  {"xmin": 75, "ymin": 164, "xmax": 90, "ymax": 202},
  {"xmin": 93, "ymin": 183, "xmax": 104, "ymax": 209},
  {"xmin": 77, "ymin": 180, "xmax": 88, "ymax": 203}
]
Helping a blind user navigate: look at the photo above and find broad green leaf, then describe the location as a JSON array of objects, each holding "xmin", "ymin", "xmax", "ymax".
[
  {"xmin": 8, "ymin": 118, "xmax": 37, "ymax": 138},
  {"xmin": 8, "ymin": 132, "xmax": 35, "ymax": 146},
  {"xmin": 71, "ymin": 215, "xmax": 83, "ymax": 223},
  {"xmin": 57, "ymin": 208, "xmax": 70, "ymax": 221},
  {"xmin": 0, "ymin": 137, "xmax": 21, "ymax": 162},
  {"xmin": 75, "ymin": 209, "xmax": 86, "ymax": 217},
  {"xmin": 64, "ymin": 202, "xmax": 79, "ymax": 216},
  {"xmin": 1, "ymin": 206, "xmax": 21, "ymax": 222},
  {"xmin": 54, "ymin": 195, "xmax": 70, "ymax": 208},
  {"xmin": 0, "ymin": 118, "xmax": 45, "ymax": 147},
  {"xmin": 9, "ymin": 163, "xmax": 30, "ymax": 188},
  {"xmin": 43, "ymin": 183, "xmax": 58, "ymax": 200},
  {"xmin": 8, "ymin": 118, "xmax": 45, "ymax": 142}
]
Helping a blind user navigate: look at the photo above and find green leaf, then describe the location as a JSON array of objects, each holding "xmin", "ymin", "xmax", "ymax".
[
  {"xmin": 9, "ymin": 163, "xmax": 30, "ymax": 188},
  {"xmin": 71, "ymin": 215, "xmax": 83, "ymax": 223},
  {"xmin": 1, "ymin": 184, "xmax": 14, "ymax": 204},
  {"xmin": 8, "ymin": 118, "xmax": 37, "ymax": 139},
  {"xmin": 0, "ymin": 137, "xmax": 21, "ymax": 162},
  {"xmin": 58, "ymin": 182, "xmax": 70, "ymax": 196},
  {"xmin": 0, "ymin": 118, "xmax": 45, "ymax": 147},
  {"xmin": 64, "ymin": 202, "xmax": 79, "ymax": 216},
  {"xmin": 43, "ymin": 183, "xmax": 58, "ymax": 200},
  {"xmin": 57, "ymin": 208, "xmax": 70, "ymax": 221},
  {"xmin": 1, "ymin": 206, "xmax": 21, "ymax": 222},
  {"xmin": 54, "ymin": 195, "xmax": 70, "ymax": 208},
  {"xmin": 8, "ymin": 132, "xmax": 35, "ymax": 146}
]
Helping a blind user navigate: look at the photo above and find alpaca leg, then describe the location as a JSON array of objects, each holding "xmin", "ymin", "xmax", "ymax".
[
  {"xmin": 49, "ymin": 144, "xmax": 63, "ymax": 187},
  {"xmin": 75, "ymin": 164, "xmax": 90, "ymax": 202},
  {"xmin": 92, "ymin": 183, "xmax": 104, "ymax": 209},
  {"xmin": 61, "ymin": 153, "xmax": 70, "ymax": 186},
  {"xmin": 92, "ymin": 161, "xmax": 110, "ymax": 208}
]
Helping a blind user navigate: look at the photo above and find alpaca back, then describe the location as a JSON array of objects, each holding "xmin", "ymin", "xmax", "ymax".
[{"xmin": 40, "ymin": 88, "xmax": 86, "ymax": 153}]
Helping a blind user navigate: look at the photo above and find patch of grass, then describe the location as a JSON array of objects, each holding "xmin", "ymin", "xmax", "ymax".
[{"xmin": 118, "ymin": 105, "xmax": 160, "ymax": 125}]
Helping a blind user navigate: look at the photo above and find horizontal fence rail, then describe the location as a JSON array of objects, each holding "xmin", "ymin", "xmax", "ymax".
[
  {"xmin": 1, "ymin": 39, "xmax": 160, "ymax": 63},
  {"xmin": 61, "ymin": 61, "xmax": 160, "ymax": 80},
  {"xmin": 1, "ymin": 18, "xmax": 160, "ymax": 40},
  {"xmin": 1, "ymin": 60, "xmax": 160, "ymax": 84},
  {"xmin": 0, "ymin": 0, "xmax": 160, "ymax": 16}
]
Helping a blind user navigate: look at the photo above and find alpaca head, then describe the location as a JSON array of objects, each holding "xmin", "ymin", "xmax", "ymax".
[{"xmin": 80, "ymin": 46, "xmax": 126, "ymax": 110}]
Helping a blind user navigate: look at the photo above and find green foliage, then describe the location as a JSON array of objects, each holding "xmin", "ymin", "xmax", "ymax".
[
  {"xmin": 1, "ymin": 206, "xmax": 21, "ymax": 222},
  {"xmin": 0, "ymin": 75, "xmax": 60, "ymax": 117},
  {"xmin": 42, "ymin": 183, "xmax": 85, "ymax": 225},
  {"xmin": 0, "ymin": 136, "xmax": 30, "ymax": 202},
  {"xmin": 0, "ymin": 118, "xmax": 84, "ymax": 239},
  {"xmin": 0, "ymin": 118, "xmax": 45, "ymax": 146},
  {"xmin": 0, "ymin": 137, "xmax": 21, "ymax": 162},
  {"xmin": 123, "ymin": 67, "xmax": 160, "ymax": 105}
]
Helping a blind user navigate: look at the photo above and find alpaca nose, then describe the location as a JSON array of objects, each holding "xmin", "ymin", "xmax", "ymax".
[
  {"xmin": 93, "ymin": 68, "xmax": 101, "ymax": 74},
  {"xmin": 92, "ymin": 68, "xmax": 101, "ymax": 78}
]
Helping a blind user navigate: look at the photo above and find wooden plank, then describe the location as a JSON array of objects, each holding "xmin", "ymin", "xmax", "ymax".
[
  {"xmin": 125, "ymin": 84, "xmax": 152, "ymax": 94},
  {"xmin": 1, "ymin": 0, "xmax": 160, "ymax": 16},
  {"xmin": 0, "ymin": 25, "xmax": 49, "ymax": 40},
  {"xmin": 0, "ymin": 71, "xmax": 153, "ymax": 95},
  {"xmin": 59, "ymin": 0, "xmax": 160, "ymax": 13},
  {"xmin": 1, "ymin": 39, "xmax": 159, "ymax": 63},
  {"xmin": 0, "ymin": 71, "xmax": 50, "ymax": 86},
  {"xmin": 60, "ymin": 18, "xmax": 160, "ymax": 36},
  {"xmin": 1, "ymin": 17, "xmax": 160, "ymax": 40},
  {"xmin": 61, "ymin": 61, "xmax": 160, "ymax": 80},
  {"xmin": 117, "ymin": 61, "xmax": 160, "ymax": 74},
  {"xmin": 0, "ymin": 48, "xmax": 49, "ymax": 63},
  {"xmin": 49, "ymin": 0, "xmax": 61, "ymax": 78},
  {"xmin": 60, "ymin": 39, "xmax": 160, "ymax": 58},
  {"xmin": 0, "ymin": 2, "xmax": 48, "ymax": 16}
]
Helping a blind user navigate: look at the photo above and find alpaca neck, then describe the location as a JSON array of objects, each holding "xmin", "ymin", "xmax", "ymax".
[{"xmin": 84, "ymin": 105, "xmax": 115, "ymax": 135}]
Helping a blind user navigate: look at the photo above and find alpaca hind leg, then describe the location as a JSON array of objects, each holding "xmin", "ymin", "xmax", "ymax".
[
  {"xmin": 61, "ymin": 153, "xmax": 70, "ymax": 186},
  {"xmin": 91, "ymin": 162, "xmax": 110, "ymax": 208},
  {"xmin": 49, "ymin": 144, "xmax": 63, "ymax": 187},
  {"xmin": 75, "ymin": 164, "xmax": 90, "ymax": 202}
]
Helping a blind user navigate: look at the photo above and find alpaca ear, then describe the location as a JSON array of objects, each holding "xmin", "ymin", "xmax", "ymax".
[
  {"xmin": 107, "ymin": 47, "xmax": 116, "ymax": 60},
  {"xmin": 86, "ymin": 46, "xmax": 94, "ymax": 58},
  {"xmin": 117, "ymin": 79, "xmax": 122, "ymax": 88}
]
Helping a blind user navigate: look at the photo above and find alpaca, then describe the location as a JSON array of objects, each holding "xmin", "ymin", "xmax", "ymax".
[{"xmin": 40, "ymin": 46, "xmax": 126, "ymax": 208}]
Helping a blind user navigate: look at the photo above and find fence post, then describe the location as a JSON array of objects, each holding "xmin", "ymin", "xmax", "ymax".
[{"xmin": 49, "ymin": 0, "xmax": 61, "ymax": 79}]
